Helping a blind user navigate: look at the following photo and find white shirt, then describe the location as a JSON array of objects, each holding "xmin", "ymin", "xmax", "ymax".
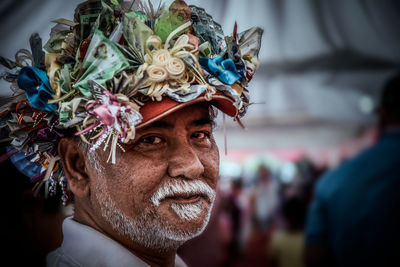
[
  {"xmin": 255, "ymin": 180, "xmax": 278, "ymax": 220},
  {"xmin": 47, "ymin": 217, "xmax": 187, "ymax": 267}
]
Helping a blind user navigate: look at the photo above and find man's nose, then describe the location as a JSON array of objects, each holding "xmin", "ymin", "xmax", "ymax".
[{"xmin": 167, "ymin": 139, "xmax": 204, "ymax": 179}]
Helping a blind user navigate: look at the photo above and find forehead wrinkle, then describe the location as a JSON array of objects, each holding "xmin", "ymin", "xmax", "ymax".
[
  {"xmin": 139, "ymin": 120, "xmax": 174, "ymax": 131},
  {"xmin": 189, "ymin": 117, "xmax": 214, "ymax": 128},
  {"xmin": 136, "ymin": 104, "xmax": 214, "ymax": 135}
]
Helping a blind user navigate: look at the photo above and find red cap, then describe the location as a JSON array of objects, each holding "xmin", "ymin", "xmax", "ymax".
[{"xmin": 137, "ymin": 92, "xmax": 238, "ymax": 129}]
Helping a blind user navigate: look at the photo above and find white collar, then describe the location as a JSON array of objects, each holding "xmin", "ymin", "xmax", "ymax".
[{"xmin": 51, "ymin": 217, "xmax": 187, "ymax": 267}]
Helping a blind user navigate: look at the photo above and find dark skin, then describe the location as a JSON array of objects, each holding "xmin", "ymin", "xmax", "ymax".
[{"xmin": 58, "ymin": 103, "xmax": 220, "ymax": 267}]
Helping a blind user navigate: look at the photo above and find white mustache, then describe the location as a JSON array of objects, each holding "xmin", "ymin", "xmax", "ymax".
[{"xmin": 151, "ymin": 180, "xmax": 216, "ymax": 207}]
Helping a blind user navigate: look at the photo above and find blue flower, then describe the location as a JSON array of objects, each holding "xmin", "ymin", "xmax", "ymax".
[
  {"xmin": 199, "ymin": 56, "xmax": 242, "ymax": 85},
  {"xmin": 17, "ymin": 66, "xmax": 57, "ymax": 112}
]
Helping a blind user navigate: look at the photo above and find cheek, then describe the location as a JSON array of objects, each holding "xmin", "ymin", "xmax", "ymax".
[
  {"xmin": 101, "ymin": 156, "xmax": 168, "ymax": 210},
  {"xmin": 200, "ymin": 143, "xmax": 220, "ymax": 188}
]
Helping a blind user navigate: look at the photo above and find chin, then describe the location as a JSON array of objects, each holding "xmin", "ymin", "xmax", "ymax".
[{"xmin": 157, "ymin": 198, "xmax": 213, "ymax": 242}]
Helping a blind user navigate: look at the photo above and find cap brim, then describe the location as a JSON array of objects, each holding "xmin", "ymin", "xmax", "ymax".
[{"xmin": 137, "ymin": 92, "xmax": 238, "ymax": 129}]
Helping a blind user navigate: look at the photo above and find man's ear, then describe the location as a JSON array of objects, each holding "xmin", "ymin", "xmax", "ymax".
[{"xmin": 58, "ymin": 138, "xmax": 90, "ymax": 198}]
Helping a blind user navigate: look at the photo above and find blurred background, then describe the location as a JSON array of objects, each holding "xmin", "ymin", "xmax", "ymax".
[{"xmin": 1, "ymin": 0, "xmax": 399, "ymax": 266}]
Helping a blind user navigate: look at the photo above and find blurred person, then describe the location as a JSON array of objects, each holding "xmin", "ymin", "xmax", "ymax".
[
  {"xmin": 241, "ymin": 165, "xmax": 279, "ymax": 266},
  {"xmin": 304, "ymin": 72, "xmax": 400, "ymax": 267},
  {"xmin": 0, "ymin": 0, "xmax": 263, "ymax": 266},
  {"xmin": 268, "ymin": 196, "xmax": 308, "ymax": 267},
  {"xmin": 251, "ymin": 165, "xmax": 279, "ymax": 232},
  {"xmin": 223, "ymin": 178, "xmax": 244, "ymax": 265}
]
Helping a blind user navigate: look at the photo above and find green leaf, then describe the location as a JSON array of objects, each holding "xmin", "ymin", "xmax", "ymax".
[{"xmin": 110, "ymin": 0, "xmax": 119, "ymax": 6}]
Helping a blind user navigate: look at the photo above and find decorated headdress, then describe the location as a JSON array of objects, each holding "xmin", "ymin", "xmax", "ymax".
[{"xmin": 0, "ymin": 0, "xmax": 263, "ymax": 205}]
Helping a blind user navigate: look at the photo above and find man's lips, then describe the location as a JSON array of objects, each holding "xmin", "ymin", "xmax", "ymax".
[{"xmin": 162, "ymin": 193, "xmax": 207, "ymax": 204}]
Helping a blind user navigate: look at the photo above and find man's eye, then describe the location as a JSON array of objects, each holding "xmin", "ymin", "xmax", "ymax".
[
  {"xmin": 191, "ymin": 131, "xmax": 210, "ymax": 140},
  {"xmin": 139, "ymin": 136, "xmax": 163, "ymax": 145}
]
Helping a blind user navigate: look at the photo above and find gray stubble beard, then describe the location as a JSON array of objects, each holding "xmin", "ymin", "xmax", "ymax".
[{"xmin": 93, "ymin": 175, "xmax": 215, "ymax": 252}]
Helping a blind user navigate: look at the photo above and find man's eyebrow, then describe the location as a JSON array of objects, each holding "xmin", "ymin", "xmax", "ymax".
[
  {"xmin": 145, "ymin": 120, "xmax": 174, "ymax": 129},
  {"xmin": 190, "ymin": 117, "xmax": 215, "ymax": 128}
]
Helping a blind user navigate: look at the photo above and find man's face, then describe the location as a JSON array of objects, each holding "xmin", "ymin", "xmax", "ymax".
[{"xmin": 86, "ymin": 103, "xmax": 220, "ymax": 250}]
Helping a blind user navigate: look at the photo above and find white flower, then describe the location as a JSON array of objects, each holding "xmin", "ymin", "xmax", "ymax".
[
  {"xmin": 166, "ymin": 57, "xmax": 185, "ymax": 79},
  {"xmin": 146, "ymin": 35, "xmax": 162, "ymax": 50},
  {"xmin": 147, "ymin": 65, "xmax": 168, "ymax": 83},
  {"xmin": 152, "ymin": 49, "xmax": 171, "ymax": 67}
]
